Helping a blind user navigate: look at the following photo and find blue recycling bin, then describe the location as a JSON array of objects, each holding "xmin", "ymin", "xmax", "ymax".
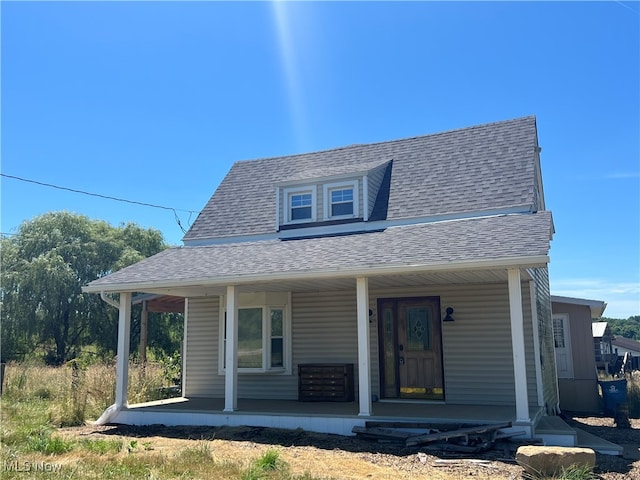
[{"xmin": 599, "ymin": 379, "xmax": 627, "ymax": 415}]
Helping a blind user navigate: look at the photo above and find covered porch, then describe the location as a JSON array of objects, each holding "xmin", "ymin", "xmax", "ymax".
[{"xmin": 98, "ymin": 263, "xmax": 552, "ymax": 440}]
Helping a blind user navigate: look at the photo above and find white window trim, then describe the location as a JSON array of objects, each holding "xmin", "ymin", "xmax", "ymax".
[
  {"xmin": 218, "ymin": 293, "xmax": 292, "ymax": 375},
  {"xmin": 283, "ymin": 186, "xmax": 317, "ymax": 224},
  {"xmin": 323, "ymin": 180, "xmax": 359, "ymax": 221}
]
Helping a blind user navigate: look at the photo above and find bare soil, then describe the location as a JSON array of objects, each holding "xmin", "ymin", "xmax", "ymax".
[{"xmin": 60, "ymin": 415, "xmax": 640, "ymax": 479}]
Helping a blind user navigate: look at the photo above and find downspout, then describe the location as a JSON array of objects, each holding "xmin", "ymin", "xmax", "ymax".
[
  {"xmin": 100, "ymin": 291, "xmax": 120, "ymax": 309},
  {"xmin": 94, "ymin": 291, "xmax": 121, "ymax": 425}
]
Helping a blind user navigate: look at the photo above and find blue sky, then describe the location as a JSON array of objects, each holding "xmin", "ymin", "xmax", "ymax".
[{"xmin": 1, "ymin": 2, "xmax": 638, "ymax": 318}]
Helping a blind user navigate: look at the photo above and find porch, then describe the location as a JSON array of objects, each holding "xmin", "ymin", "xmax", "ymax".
[{"xmin": 110, "ymin": 396, "xmax": 545, "ymax": 437}]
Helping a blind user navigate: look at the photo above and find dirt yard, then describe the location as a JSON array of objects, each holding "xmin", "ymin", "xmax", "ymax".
[{"xmin": 61, "ymin": 416, "xmax": 640, "ymax": 479}]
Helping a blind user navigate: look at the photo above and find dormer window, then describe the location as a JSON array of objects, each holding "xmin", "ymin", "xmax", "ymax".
[
  {"xmin": 291, "ymin": 193, "xmax": 313, "ymax": 220},
  {"xmin": 284, "ymin": 186, "xmax": 316, "ymax": 223},
  {"xmin": 324, "ymin": 181, "xmax": 359, "ymax": 220},
  {"xmin": 330, "ymin": 188, "xmax": 353, "ymax": 216}
]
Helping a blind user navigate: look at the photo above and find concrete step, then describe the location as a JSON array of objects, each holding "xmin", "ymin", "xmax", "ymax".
[
  {"xmin": 573, "ymin": 427, "xmax": 623, "ymax": 456},
  {"xmin": 534, "ymin": 415, "xmax": 623, "ymax": 456}
]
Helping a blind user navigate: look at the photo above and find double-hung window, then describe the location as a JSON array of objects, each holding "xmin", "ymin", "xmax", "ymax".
[
  {"xmin": 220, "ymin": 294, "xmax": 291, "ymax": 374},
  {"xmin": 284, "ymin": 187, "xmax": 316, "ymax": 224},
  {"xmin": 323, "ymin": 181, "xmax": 359, "ymax": 220}
]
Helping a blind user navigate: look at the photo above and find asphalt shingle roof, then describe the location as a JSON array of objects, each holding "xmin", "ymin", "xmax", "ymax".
[
  {"xmin": 184, "ymin": 116, "xmax": 540, "ymax": 241},
  {"xmin": 86, "ymin": 211, "xmax": 552, "ymax": 291}
]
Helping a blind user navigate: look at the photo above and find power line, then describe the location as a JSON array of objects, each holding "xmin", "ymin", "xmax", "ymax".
[
  {"xmin": 1, "ymin": 173, "xmax": 199, "ymax": 234},
  {"xmin": 1, "ymin": 173, "xmax": 197, "ymax": 213}
]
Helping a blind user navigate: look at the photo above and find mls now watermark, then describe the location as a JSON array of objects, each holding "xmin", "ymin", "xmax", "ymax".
[{"xmin": 4, "ymin": 460, "xmax": 63, "ymax": 472}]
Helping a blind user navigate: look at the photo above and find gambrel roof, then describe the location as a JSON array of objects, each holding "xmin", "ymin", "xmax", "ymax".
[{"xmin": 184, "ymin": 116, "xmax": 542, "ymax": 242}]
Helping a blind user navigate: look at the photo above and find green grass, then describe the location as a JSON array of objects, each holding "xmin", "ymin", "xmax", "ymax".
[
  {"xmin": 523, "ymin": 464, "xmax": 596, "ymax": 480},
  {"xmin": 80, "ymin": 439, "xmax": 123, "ymax": 455},
  {"xmin": 242, "ymin": 449, "xmax": 291, "ymax": 480},
  {"xmin": 0, "ymin": 362, "xmax": 325, "ymax": 480}
]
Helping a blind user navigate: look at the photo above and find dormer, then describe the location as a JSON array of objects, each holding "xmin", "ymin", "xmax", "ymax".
[{"xmin": 275, "ymin": 159, "xmax": 392, "ymax": 233}]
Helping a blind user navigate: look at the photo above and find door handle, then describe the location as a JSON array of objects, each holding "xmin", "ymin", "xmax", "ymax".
[{"xmin": 398, "ymin": 344, "xmax": 404, "ymax": 352}]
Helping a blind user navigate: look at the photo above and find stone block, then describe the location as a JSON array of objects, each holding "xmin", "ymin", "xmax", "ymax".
[{"xmin": 516, "ymin": 445, "xmax": 595, "ymax": 477}]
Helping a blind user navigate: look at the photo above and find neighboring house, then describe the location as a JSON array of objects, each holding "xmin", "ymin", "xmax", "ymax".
[
  {"xmin": 612, "ymin": 336, "xmax": 640, "ymax": 370},
  {"xmin": 85, "ymin": 116, "xmax": 563, "ymax": 442},
  {"xmin": 592, "ymin": 322, "xmax": 614, "ymax": 372},
  {"xmin": 551, "ymin": 296, "xmax": 607, "ymax": 413}
]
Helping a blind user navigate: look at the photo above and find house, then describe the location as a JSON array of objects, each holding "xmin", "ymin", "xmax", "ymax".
[
  {"xmin": 592, "ymin": 322, "xmax": 614, "ymax": 372},
  {"xmin": 612, "ymin": 336, "xmax": 640, "ymax": 370},
  {"xmin": 551, "ymin": 295, "xmax": 607, "ymax": 413},
  {"xmin": 85, "ymin": 116, "xmax": 564, "ymax": 442}
]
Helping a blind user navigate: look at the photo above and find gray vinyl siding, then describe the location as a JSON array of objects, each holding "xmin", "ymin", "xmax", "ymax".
[
  {"xmin": 530, "ymin": 267, "xmax": 558, "ymax": 411},
  {"xmin": 370, "ymin": 283, "xmax": 538, "ymax": 406},
  {"xmin": 183, "ymin": 281, "xmax": 541, "ymax": 406},
  {"xmin": 239, "ymin": 289, "xmax": 369, "ymax": 400},
  {"xmin": 183, "ymin": 297, "xmax": 219, "ymax": 397}
]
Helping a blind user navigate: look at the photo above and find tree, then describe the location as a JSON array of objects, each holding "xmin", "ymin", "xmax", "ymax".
[
  {"xmin": 0, "ymin": 212, "xmax": 168, "ymax": 364},
  {"xmin": 604, "ymin": 316, "xmax": 640, "ymax": 341}
]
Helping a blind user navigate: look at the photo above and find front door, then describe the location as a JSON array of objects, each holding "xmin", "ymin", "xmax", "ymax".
[{"xmin": 378, "ymin": 297, "xmax": 444, "ymax": 400}]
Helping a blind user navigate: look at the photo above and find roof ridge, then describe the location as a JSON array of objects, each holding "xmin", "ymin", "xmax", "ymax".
[{"xmin": 232, "ymin": 115, "xmax": 537, "ymax": 165}]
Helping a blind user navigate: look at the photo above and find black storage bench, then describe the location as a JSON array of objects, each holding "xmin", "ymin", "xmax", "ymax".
[{"xmin": 298, "ymin": 363, "xmax": 355, "ymax": 402}]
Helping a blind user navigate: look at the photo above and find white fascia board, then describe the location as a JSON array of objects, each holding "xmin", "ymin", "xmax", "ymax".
[
  {"xmin": 82, "ymin": 255, "xmax": 549, "ymax": 294},
  {"xmin": 550, "ymin": 295, "xmax": 607, "ymax": 318}
]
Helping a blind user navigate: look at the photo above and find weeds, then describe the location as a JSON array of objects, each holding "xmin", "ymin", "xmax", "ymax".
[
  {"xmin": 2, "ymin": 361, "xmax": 170, "ymax": 427},
  {"xmin": 254, "ymin": 449, "xmax": 281, "ymax": 471},
  {"xmin": 27, "ymin": 434, "xmax": 74, "ymax": 455},
  {"xmin": 522, "ymin": 463, "xmax": 596, "ymax": 479},
  {"xmin": 0, "ymin": 362, "xmax": 325, "ymax": 480},
  {"xmin": 80, "ymin": 439, "xmax": 123, "ymax": 455},
  {"xmin": 243, "ymin": 449, "xmax": 288, "ymax": 480}
]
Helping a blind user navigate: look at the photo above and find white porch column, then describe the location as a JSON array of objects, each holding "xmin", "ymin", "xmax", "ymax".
[
  {"xmin": 356, "ymin": 277, "xmax": 372, "ymax": 416},
  {"xmin": 224, "ymin": 285, "xmax": 239, "ymax": 412},
  {"xmin": 508, "ymin": 269, "xmax": 530, "ymax": 424},
  {"xmin": 529, "ymin": 280, "xmax": 545, "ymax": 407},
  {"xmin": 115, "ymin": 292, "xmax": 132, "ymax": 409}
]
